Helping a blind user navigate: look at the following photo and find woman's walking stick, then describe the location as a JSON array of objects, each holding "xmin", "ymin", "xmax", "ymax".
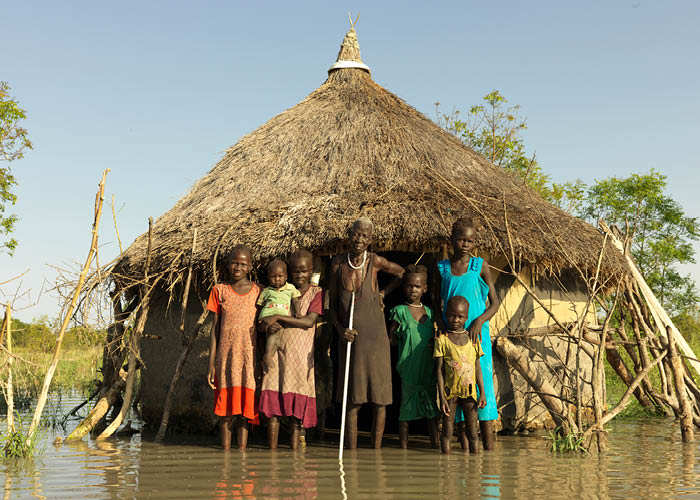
[{"xmin": 339, "ymin": 292, "xmax": 356, "ymax": 460}]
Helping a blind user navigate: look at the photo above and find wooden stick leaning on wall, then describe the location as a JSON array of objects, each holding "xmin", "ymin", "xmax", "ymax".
[
  {"xmin": 154, "ymin": 226, "xmax": 230, "ymax": 442},
  {"xmin": 582, "ymin": 347, "xmax": 668, "ymax": 440},
  {"xmin": 513, "ymin": 321, "xmax": 652, "ymax": 411},
  {"xmin": 589, "ymin": 281, "xmax": 622, "ymax": 451},
  {"xmin": 495, "ymin": 336, "xmax": 578, "ymax": 434},
  {"xmin": 26, "ymin": 169, "xmax": 109, "ymax": 444},
  {"xmin": 155, "ymin": 229, "xmax": 209, "ymax": 443},
  {"xmin": 99, "ymin": 216, "xmax": 159, "ymax": 439}
]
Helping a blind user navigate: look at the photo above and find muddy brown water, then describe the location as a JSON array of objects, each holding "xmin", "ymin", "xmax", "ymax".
[{"xmin": 2, "ymin": 395, "xmax": 700, "ymax": 499}]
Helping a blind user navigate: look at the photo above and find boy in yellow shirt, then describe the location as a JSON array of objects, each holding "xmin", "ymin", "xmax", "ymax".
[{"xmin": 434, "ymin": 295, "xmax": 486, "ymax": 454}]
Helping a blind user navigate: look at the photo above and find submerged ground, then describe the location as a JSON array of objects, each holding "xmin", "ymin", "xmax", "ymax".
[
  {"xmin": 2, "ymin": 341, "xmax": 700, "ymax": 498},
  {"xmin": 1, "ymin": 392, "xmax": 700, "ymax": 499}
]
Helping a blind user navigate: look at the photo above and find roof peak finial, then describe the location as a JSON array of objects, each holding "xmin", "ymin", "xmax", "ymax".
[
  {"xmin": 348, "ymin": 12, "xmax": 360, "ymax": 30},
  {"xmin": 328, "ymin": 15, "xmax": 370, "ymax": 74}
]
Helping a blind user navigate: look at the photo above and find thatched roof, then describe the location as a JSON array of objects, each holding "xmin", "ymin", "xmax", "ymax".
[{"xmin": 115, "ymin": 28, "xmax": 625, "ymax": 281}]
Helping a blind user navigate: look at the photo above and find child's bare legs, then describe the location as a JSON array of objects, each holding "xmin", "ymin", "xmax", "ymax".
[
  {"xmin": 480, "ymin": 420, "xmax": 495, "ymax": 450},
  {"xmin": 371, "ymin": 404, "xmax": 386, "ymax": 449},
  {"xmin": 428, "ymin": 417, "xmax": 439, "ymax": 449},
  {"xmin": 457, "ymin": 421, "xmax": 468, "ymax": 450},
  {"xmin": 400, "ymin": 418, "xmax": 439, "ymax": 449},
  {"xmin": 460, "ymin": 398, "xmax": 480, "ymax": 454},
  {"xmin": 268, "ymin": 416, "xmax": 280, "ymax": 450},
  {"xmin": 289, "ymin": 418, "xmax": 301, "ymax": 450},
  {"xmin": 399, "ymin": 421, "xmax": 409, "ymax": 449},
  {"xmin": 346, "ymin": 403, "xmax": 360, "ymax": 449},
  {"xmin": 234, "ymin": 417, "xmax": 250, "ymax": 450},
  {"xmin": 220, "ymin": 416, "xmax": 233, "ymax": 450},
  {"xmin": 263, "ymin": 332, "xmax": 281, "ymax": 373},
  {"xmin": 440, "ymin": 399, "xmax": 457, "ymax": 454}
]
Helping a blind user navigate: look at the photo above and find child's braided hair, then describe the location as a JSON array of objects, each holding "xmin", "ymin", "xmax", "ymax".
[{"xmin": 404, "ymin": 263, "xmax": 428, "ymax": 281}]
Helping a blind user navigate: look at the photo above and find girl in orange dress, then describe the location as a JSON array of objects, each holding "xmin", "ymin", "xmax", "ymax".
[{"xmin": 207, "ymin": 245, "xmax": 261, "ymax": 450}]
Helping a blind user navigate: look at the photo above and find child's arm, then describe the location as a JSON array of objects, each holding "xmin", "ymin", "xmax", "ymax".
[
  {"xmin": 432, "ymin": 261, "xmax": 446, "ymax": 335},
  {"xmin": 262, "ymin": 311, "xmax": 320, "ymax": 329},
  {"xmin": 388, "ymin": 320, "xmax": 399, "ymax": 346},
  {"xmin": 291, "ymin": 297, "xmax": 302, "ymax": 318},
  {"xmin": 475, "ymin": 356, "xmax": 486, "ymax": 409},
  {"xmin": 435, "ymin": 356, "xmax": 450, "ymax": 416},
  {"xmin": 207, "ymin": 313, "xmax": 220, "ymax": 390},
  {"xmin": 255, "ymin": 303, "xmax": 265, "ymax": 367},
  {"xmin": 468, "ymin": 259, "xmax": 501, "ymax": 344}
]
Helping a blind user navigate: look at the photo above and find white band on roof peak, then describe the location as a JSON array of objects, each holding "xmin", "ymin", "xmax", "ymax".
[{"xmin": 328, "ymin": 60, "xmax": 370, "ymax": 73}]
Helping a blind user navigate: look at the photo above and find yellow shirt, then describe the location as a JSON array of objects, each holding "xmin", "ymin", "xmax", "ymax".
[{"xmin": 434, "ymin": 334, "xmax": 484, "ymax": 401}]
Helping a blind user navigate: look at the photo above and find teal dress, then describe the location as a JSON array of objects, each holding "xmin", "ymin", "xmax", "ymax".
[
  {"xmin": 389, "ymin": 305, "xmax": 439, "ymax": 421},
  {"xmin": 438, "ymin": 257, "xmax": 498, "ymax": 421}
]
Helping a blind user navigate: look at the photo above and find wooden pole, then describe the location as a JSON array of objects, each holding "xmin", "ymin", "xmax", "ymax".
[
  {"xmin": 26, "ymin": 169, "xmax": 109, "ymax": 443},
  {"xmin": 668, "ymin": 326, "xmax": 695, "ymax": 442},
  {"xmin": 154, "ymin": 308, "xmax": 209, "ymax": 443},
  {"xmin": 605, "ymin": 344, "xmax": 654, "ymax": 408},
  {"xmin": 4, "ymin": 304, "xmax": 14, "ymax": 433},
  {"xmin": 591, "ymin": 290, "xmax": 620, "ymax": 451},
  {"xmin": 583, "ymin": 347, "xmax": 668, "ymax": 439},
  {"xmin": 338, "ymin": 292, "xmax": 355, "ymax": 460}
]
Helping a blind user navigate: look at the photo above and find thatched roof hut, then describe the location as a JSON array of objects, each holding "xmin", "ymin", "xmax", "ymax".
[
  {"xmin": 114, "ymin": 28, "xmax": 624, "ymax": 282},
  {"xmin": 119, "ymin": 28, "xmax": 625, "ymax": 434}
]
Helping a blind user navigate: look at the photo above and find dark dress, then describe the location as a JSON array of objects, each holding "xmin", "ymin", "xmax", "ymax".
[{"xmin": 335, "ymin": 253, "xmax": 393, "ymax": 405}]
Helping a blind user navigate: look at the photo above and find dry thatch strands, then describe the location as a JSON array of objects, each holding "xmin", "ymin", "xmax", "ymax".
[{"xmin": 113, "ymin": 27, "xmax": 625, "ymax": 285}]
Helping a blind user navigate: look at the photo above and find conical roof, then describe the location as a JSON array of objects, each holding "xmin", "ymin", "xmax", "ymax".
[{"xmin": 115, "ymin": 28, "xmax": 624, "ymax": 281}]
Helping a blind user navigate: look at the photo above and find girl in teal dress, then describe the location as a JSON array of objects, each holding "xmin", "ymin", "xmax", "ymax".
[
  {"xmin": 388, "ymin": 264, "xmax": 440, "ymax": 449},
  {"xmin": 434, "ymin": 218, "xmax": 501, "ymax": 450}
]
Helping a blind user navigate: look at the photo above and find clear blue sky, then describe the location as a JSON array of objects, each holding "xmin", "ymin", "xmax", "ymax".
[{"xmin": 2, "ymin": 1, "xmax": 699, "ymax": 320}]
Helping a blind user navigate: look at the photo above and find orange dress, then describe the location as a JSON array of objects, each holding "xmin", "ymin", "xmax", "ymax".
[{"xmin": 207, "ymin": 283, "xmax": 261, "ymax": 423}]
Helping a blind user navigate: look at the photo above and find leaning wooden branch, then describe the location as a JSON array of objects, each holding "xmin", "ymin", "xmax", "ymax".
[
  {"xmin": 155, "ymin": 229, "xmax": 208, "ymax": 443},
  {"xmin": 26, "ymin": 169, "xmax": 109, "ymax": 443},
  {"xmin": 582, "ymin": 347, "xmax": 667, "ymax": 439},
  {"xmin": 495, "ymin": 336, "xmax": 578, "ymax": 433},
  {"xmin": 98, "ymin": 216, "xmax": 156, "ymax": 439},
  {"xmin": 600, "ymin": 220, "xmax": 700, "ymax": 377},
  {"xmin": 65, "ymin": 368, "xmax": 127, "ymax": 441}
]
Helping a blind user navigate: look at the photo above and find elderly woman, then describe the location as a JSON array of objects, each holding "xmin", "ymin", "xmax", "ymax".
[{"xmin": 329, "ymin": 217, "xmax": 404, "ymax": 449}]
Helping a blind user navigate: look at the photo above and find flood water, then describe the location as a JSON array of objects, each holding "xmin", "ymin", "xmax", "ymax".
[{"xmin": 2, "ymin": 394, "xmax": 700, "ymax": 499}]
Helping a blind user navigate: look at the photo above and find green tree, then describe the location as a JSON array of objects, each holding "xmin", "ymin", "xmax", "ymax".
[
  {"xmin": 435, "ymin": 90, "xmax": 552, "ymax": 200},
  {"xmin": 581, "ymin": 170, "xmax": 699, "ymax": 315},
  {"xmin": 1, "ymin": 81, "xmax": 32, "ymax": 253}
]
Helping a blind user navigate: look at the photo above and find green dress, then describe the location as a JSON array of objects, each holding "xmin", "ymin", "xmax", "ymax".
[{"xmin": 389, "ymin": 304, "xmax": 439, "ymax": 421}]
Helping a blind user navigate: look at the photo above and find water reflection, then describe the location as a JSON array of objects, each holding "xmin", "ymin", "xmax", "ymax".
[{"xmin": 1, "ymin": 411, "xmax": 700, "ymax": 499}]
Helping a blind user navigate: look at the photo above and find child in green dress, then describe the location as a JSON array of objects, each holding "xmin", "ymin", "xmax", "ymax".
[
  {"xmin": 388, "ymin": 264, "xmax": 440, "ymax": 449},
  {"xmin": 434, "ymin": 295, "xmax": 486, "ymax": 455}
]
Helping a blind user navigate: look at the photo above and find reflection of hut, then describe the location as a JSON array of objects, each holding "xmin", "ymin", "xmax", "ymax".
[{"xmin": 114, "ymin": 28, "xmax": 625, "ymax": 433}]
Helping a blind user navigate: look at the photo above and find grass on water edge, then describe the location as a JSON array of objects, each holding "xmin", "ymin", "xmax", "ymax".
[
  {"xmin": 1, "ymin": 346, "xmax": 102, "ymax": 458},
  {"xmin": 547, "ymin": 428, "xmax": 587, "ymax": 454}
]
